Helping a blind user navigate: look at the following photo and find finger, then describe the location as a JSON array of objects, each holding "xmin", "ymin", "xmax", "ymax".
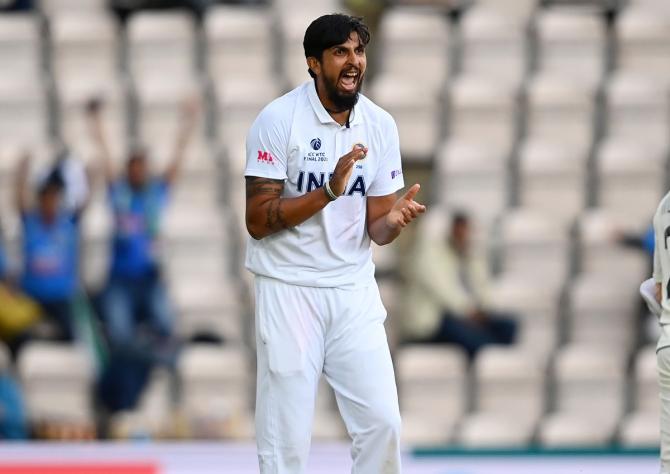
[
  {"xmin": 340, "ymin": 148, "xmax": 366, "ymax": 162},
  {"xmin": 411, "ymin": 202, "xmax": 427, "ymax": 214},
  {"xmin": 402, "ymin": 183, "xmax": 421, "ymax": 201},
  {"xmin": 407, "ymin": 206, "xmax": 419, "ymax": 219}
]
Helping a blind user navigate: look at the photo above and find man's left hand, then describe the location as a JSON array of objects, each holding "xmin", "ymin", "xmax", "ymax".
[{"xmin": 385, "ymin": 183, "xmax": 426, "ymax": 230}]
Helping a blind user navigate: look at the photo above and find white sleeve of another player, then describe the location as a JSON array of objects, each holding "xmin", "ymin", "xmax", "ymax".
[
  {"xmin": 654, "ymin": 206, "xmax": 663, "ymax": 284},
  {"xmin": 244, "ymin": 106, "xmax": 289, "ymax": 181},
  {"xmin": 367, "ymin": 116, "xmax": 404, "ymax": 197}
]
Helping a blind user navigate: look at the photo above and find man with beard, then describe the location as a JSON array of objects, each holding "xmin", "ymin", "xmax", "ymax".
[{"xmin": 244, "ymin": 13, "xmax": 426, "ymax": 474}]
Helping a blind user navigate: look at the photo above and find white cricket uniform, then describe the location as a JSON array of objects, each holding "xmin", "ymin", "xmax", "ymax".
[
  {"xmin": 244, "ymin": 81, "xmax": 405, "ymax": 474},
  {"xmin": 653, "ymin": 190, "xmax": 670, "ymax": 474}
]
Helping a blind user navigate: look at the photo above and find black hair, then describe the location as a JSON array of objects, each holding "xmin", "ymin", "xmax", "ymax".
[
  {"xmin": 303, "ymin": 14, "xmax": 371, "ymax": 79},
  {"xmin": 38, "ymin": 168, "xmax": 65, "ymax": 197}
]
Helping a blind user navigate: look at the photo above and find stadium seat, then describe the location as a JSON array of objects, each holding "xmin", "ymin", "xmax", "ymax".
[
  {"xmin": 448, "ymin": 74, "xmax": 519, "ymax": 150},
  {"xmin": 540, "ymin": 412, "xmax": 617, "ymax": 447},
  {"xmin": 539, "ymin": 344, "xmax": 626, "ymax": 447},
  {"xmin": 525, "ymin": 72, "xmax": 597, "ymax": 148},
  {"xmin": 489, "ymin": 273, "xmax": 561, "ymax": 357},
  {"xmin": 627, "ymin": 0, "xmax": 670, "ymax": 9},
  {"xmin": 272, "ymin": 0, "xmax": 340, "ymax": 15},
  {"xmin": 50, "ymin": 13, "xmax": 119, "ymax": 90},
  {"xmin": 171, "ymin": 276, "xmax": 243, "ymax": 342},
  {"xmin": 576, "ymin": 209, "xmax": 650, "ymax": 282},
  {"xmin": 566, "ymin": 272, "xmax": 640, "ymax": 350},
  {"xmin": 0, "ymin": 13, "xmax": 41, "ymax": 87},
  {"xmin": 620, "ymin": 346, "xmax": 660, "ymax": 447},
  {"xmin": 0, "ymin": 79, "xmax": 49, "ymax": 152},
  {"xmin": 605, "ymin": 71, "xmax": 670, "ymax": 148},
  {"xmin": 517, "ymin": 138, "xmax": 588, "ymax": 222},
  {"xmin": 459, "ymin": 412, "xmax": 536, "ymax": 448},
  {"xmin": 458, "ymin": 346, "xmax": 545, "ymax": 447},
  {"xmin": 18, "ymin": 342, "xmax": 95, "ymax": 424},
  {"xmin": 368, "ymin": 75, "xmax": 441, "ymax": 163},
  {"xmin": 128, "ymin": 11, "xmax": 198, "ymax": 91},
  {"xmin": 136, "ymin": 84, "xmax": 212, "ymax": 177},
  {"xmin": 536, "ymin": 9, "xmax": 606, "ymax": 83},
  {"xmin": 497, "ymin": 208, "xmax": 572, "ymax": 286},
  {"xmin": 215, "ymin": 77, "xmax": 282, "ymax": 162},
  {"xmin": 205, "ymin": 5, "xmax": 274, "ymax": 85},
  {"xmin": 475, "ymin": 0, "xmax": 537, "ymax": 20},
  {"xmin": 434, "ymin": 138, "xmax": 509, "ymax": 227},
  {"xmin": 376, "ymin": 7, "xmax": 451, "ymax": 91},
  {"xmin": 178, "ymin": 344, "xmax": 253, "ymax": 439},
  {"xmin": 396, "ymin": 345, "xmax": 467, "ymax": 445},
  {"xmin": 617, "ymin": 7, "xmax": 670, "ymax": 80},
  {"xmin": 595, "ymin": 136, "xmax": 666, "ymax": 227},
  {"xmin": 278, "ymin": 11, "xmax": 318, "ymax": 89},
  {"xmin": 460, "ymin": 6, "xmax": 528, "ymax": 86},
  {"xmin": 39, "ymin": 0, "xmax": 108, "ymax": 18}
]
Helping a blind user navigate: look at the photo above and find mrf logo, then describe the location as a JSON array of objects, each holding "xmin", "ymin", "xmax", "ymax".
[{"xmin": 257, "ymin": 150, "xmax": 275, "ymax": 165}]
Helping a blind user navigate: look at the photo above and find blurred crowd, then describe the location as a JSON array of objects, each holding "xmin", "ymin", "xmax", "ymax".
[{"xmin": 0, "ymin": 97, "xmax": 199, "ymax": 439}]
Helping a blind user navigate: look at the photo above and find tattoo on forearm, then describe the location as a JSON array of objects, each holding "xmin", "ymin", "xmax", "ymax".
[
  {"xmin": 265, "ymin": 199, "xmax": 287, "ymax": 230},
  {"xmin": 246, "ymin": 177, "xmax": 284, "ymax": 198}
]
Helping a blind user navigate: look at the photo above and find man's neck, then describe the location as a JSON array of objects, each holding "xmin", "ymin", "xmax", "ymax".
[{"xmin": 315, "ymin": 81, "xmax": 351, "ymax": 127}]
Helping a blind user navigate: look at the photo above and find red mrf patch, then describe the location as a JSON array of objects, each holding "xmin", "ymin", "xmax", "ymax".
[{"xmin": 257, "ymin": 150, "xmax": 275, "ymax": 165}]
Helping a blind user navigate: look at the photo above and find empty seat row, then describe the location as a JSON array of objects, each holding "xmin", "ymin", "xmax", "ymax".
[{"xmin": 397, "ymin": 343, "xmax": 657, "ymax": 447}]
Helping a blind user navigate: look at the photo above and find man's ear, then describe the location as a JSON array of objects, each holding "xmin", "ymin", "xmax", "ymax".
[{"xmin": 307, "ymin": 56, "xmax": 321, "ymax": 77}]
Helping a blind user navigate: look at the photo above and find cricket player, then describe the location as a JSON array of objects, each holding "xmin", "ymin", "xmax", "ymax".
[
  {"xmin": 244, "ymin": 13, "xmax": 426, "ymax": 474},
  {"xmin": 649, "ymin": 190, "xmax": 670, "ymax": 474}
]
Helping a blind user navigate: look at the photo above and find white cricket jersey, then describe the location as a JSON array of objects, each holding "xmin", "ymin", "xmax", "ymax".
[
  {"xmin": 653, "ymin": 190, "xmax": 670, "ymax": 324},
  {"xmin": 244, "ymin": 81, "xmax": 405, "ymax": 289}
]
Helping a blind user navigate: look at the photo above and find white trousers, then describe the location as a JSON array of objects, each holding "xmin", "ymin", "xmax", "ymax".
[
  {"xmin": 254, "ymin": 276, "xmax": 402, "ymax": 474},
  {"xmin": 659, "ymin": 325, "xmax": 670, "ymax": 474}
]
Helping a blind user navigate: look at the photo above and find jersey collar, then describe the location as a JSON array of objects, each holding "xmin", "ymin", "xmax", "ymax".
[{"xmin": 307, "ymin": 81, "xmax": 362, "ymax": 128}]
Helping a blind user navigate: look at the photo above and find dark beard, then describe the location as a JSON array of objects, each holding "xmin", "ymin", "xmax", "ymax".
[{"xmin": 322, "ymin": 73, "xmax": 364, "ymax": 112}]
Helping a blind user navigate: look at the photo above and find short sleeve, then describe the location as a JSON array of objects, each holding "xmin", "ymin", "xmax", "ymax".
[
  {"xmin": 244, "ymin": 105, "xmax": 290, "ymax": 181},
  {"xmin": 367, "ymin": 116, "xmax": 404, "ymax": 197}
]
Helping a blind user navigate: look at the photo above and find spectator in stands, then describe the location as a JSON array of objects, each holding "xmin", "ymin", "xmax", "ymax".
[
  {"xmin": 0, "ymin": 218, "xmax": 41, "ymax": 358},
  {"xmin": 0, "ymin": 348, "xmax": 28, "ymax": 440},
  {"xmin": 87, "ymin": 97, "xmax": 198, "ymax": 358},
  {"xmin": 14, "ymin": 156, "xmax": 89, "ymax": 343},
  {"xmin": 403, "ymin": 211, "xmax": 517, "ymax": 359}
]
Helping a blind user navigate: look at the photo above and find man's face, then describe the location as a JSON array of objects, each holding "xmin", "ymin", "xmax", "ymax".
[
  {"xmin": 451, "ymin": 220, "xmax": 471, "ymax": 252},
  {"xmin": 311, "ymin": 32, "xmax": 367, "ymax": 110},
  {"xmin": 39, "ymin": 187, "xmax": 61, "ymax": 221},
  {"xmin": 127, "ymin": 156, "xmax": 148, "ymax": 189}
]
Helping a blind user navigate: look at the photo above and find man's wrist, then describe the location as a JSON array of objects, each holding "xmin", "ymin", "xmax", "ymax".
[{"xmin": 324, "ymin": 181, "xmax": 339, "ymax": 201}]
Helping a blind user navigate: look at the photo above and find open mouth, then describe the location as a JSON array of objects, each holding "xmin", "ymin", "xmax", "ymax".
[{"xmin": 338, "ymin": 69, "xmax": 359, "ymax": 93}]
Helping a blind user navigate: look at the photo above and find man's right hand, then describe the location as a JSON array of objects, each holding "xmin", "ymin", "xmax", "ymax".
[{"xmin": 328, "ymin": 145, "xmax": 367, "ymax": 196}]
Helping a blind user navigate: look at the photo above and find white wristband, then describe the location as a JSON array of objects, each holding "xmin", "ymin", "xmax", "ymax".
[{"xmin": 324, "ymin": 181, "xmax": 339, "ymax": 201}]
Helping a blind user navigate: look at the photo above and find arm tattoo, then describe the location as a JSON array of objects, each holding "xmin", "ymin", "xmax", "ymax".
[
  {"xmin": 246, "ymin": 177, "xmax": 289, "ymax": 231},
  {"xmin": 265, "ymin": 198, "xmax": 288, "ymax": 230},
  {"xmin": 246, "ymin": 176, "xmax": 284, "ymax": 198}
]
